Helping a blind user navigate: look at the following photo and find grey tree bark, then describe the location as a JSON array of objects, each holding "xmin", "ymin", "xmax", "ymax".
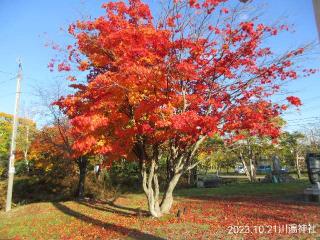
[
  {"xmin": 295, "ymin": 151, "xmax": 302, "ymax": 179},
  {"xmin": 135, "ymin": 136, "xmax": 205, "ymax": 217},
  {"xmin": 240, "ymin": 152, "xmax": 253, "ymax": 182}
]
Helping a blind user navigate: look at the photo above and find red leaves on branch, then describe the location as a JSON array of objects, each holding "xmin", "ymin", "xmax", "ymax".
[
  {"xmin": 189, "ymin": 0, "xmax": 198, "ymax": 7},
  {"xmin": 51, "ymin": 0, "xmax": 313, "ymax": 160},
  {"xmin": 220, "ymin": 8, "xmax": 229, "ymax": 14},
  {"xmin": 286, "ymin": 96, "xmax": 302, "ymax": 106},
  {"xmin": 58, "ymin": 62, "xmax": 71, "ymax": 72}
]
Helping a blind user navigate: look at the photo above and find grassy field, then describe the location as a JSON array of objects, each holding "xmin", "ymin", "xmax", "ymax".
[{"xmin": 0, "ymin": 180, "xmax": 319, "ymax": 240}]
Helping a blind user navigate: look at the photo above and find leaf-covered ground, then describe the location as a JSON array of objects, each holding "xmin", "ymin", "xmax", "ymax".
[{"xmin": 0, "ymin": 182, "xmax": 319, "ymax": 240}]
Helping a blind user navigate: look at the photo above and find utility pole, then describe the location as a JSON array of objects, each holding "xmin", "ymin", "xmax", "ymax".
[
  {"xmin": 5, "ymin": 59, "xmax": 22, "ymax": 212},
  {"xmin": 313, "ymin": 0, "xmax": 320, "ymax": 39}
]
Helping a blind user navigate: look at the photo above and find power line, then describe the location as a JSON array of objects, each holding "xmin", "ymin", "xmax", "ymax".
[
  {"xmin": 0, "ymin": 92, "xmax": 33, "ymax": 98},
  {"xmin": 285, "ymin": 117, "xmax": 320, "ymax": 123},
  {"xmin": 0, "ymin": 92, "xmax": 16, "ymax": 98},
  {"xmin": 0, "ymin": 70, "xmax": 15, "ymax": 76},
  {"xmin": 285, "ymin": 116, "xmax": 320, "ymax": 121},
  {"xmin": 285, "ymin": 121, "xmax": 320, "ymax": 127},
  {"xmin": 302, "ymin": 95, "xmax": 320, "ymax": 102},
  {"xmin": 285, "ymin": 123, "xmax": 320, "ymax": 127},
  {"xmin": 0, "ymin": 76, "xmax": 16, "ymax": 85},
  {"xmin": 0, "ymin": 69, "xmax": 43, "ymax": 82}
]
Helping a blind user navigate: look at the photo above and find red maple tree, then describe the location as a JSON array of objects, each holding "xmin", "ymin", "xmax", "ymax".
[{"xmin": 53, "ymin": 0, "xmax": 312, "ymax": 217}]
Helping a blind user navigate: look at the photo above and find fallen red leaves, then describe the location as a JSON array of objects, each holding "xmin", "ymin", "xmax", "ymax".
[
  {"xmin": 1, "ymin": 195, "xmax": 319, "ymax": 240},
  {"xmin": 168, "ymin": 197, "xmax": 320, "ymax": 239}
]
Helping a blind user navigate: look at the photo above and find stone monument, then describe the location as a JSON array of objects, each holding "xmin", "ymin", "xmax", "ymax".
[
  {"xmin": 263, "ymin": 155, "xmax": 294, "ymax": 183},
  {"xmin": 304, "ymin": 153, "xmax": 320, "ymax": 202},
  {"xmin": 272, "ymin": 155, "xmax": 281, "ymax": 182},
  {"xmin": 272, "ymin": 155, "xmax": 281, "ymax": 174}
]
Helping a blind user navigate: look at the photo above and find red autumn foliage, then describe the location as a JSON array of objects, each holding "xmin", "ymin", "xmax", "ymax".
[
  {"xmin": 54, "ymin": 0, "xmax": 308, "ymax": 157},
  {"xmin": 29, "ymin": 125, "xmax": 75, "ymax": 170},
  {"xmin": 286, "ymin": 96, "xmax": 302, "ymax": 106},
  {"xmin": 51, "ymin": 0, "xmax": 314, "ymax": 216},
  {"xmin": 57, "ymin": 62, "xmax": 71, "ymax": 72}
]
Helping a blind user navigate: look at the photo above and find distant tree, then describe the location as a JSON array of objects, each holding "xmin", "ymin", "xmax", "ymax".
[
  {"xmin": 29, "ymin": 122, "xmax": 89, "ymax": 198},
  {"xmin": 30, "ymin": 125, "xmax": 72, "ymax": 172},
  {"xmin": 196, "ymin": 136, "xmax": 235, "ymax": 174},
  {"xmin": 232, "ymin": 136, "xmax": 274, "ymax": 182},
  {"xmin": 0, "ymin": 113, "xmax": 11, "ymax": 168},
  {"xmin": 33, "ymin": 83, "xmax": 89, "ymax": 199},
  {"xmin": 304, "ymin": 127, "xmax": 320, "ymax": 152},
  {"xmin": 278, "ymin": 131, "xmax": 305, "ymax": 178},
  {"xmin": 0, "ymin": 112, "xmax": 37, "ymax": 176}
]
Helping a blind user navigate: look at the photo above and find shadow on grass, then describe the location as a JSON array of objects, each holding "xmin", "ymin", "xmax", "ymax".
[
  {"xmin": 52, "ymin": 202, "xmax": 164, "ymax": 240},
  {"xmin": 77, "ymin": 200, "xmax": 149, "ymax": 217}
]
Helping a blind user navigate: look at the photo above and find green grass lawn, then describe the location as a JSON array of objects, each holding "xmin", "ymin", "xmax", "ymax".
[
  {"xmin": 0, "ymin": 180, "xmax": 319, "ymax": 240},
  {"xmin": 175, "ymin": 181, "xmax": 309, "ymax": 198}
]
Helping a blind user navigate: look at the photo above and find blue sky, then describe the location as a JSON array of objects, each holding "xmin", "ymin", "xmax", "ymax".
[{"xmin": 0, "ymin": 0, "xmax": 319, "ymax": 132}]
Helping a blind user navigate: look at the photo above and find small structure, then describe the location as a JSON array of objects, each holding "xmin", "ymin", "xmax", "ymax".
[
  {"xmin": 262, "ymin": 156, "xmax": 294, "ymax": 183},
  {"xmin": 196, "ymin": 175, "xmax": 221, "ymax": 188},
  {"xmin": 272, "ymin": 156, "xmax": 281, "ymax": 174},
  {"xmin": 304, "ymin": 153, "xmax": 320, "ymax": 202},
  {"xmin": 196, "ymin": 177, "xmax": 204, "ymax": 188}
]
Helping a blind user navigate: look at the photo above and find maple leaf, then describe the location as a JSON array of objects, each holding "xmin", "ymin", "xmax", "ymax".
[{"xmin": 286, "ymin": 96, "xmax": 302, "ymax": 106}]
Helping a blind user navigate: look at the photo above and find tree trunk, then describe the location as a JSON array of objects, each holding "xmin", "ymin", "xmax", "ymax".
[
  {"xmin": 160, "ymin": 172, "xmax": 182, "ymax": 214},
  {"xmin": 138, "ymin": 157, "xmax": 143, "ymax": 185},
  {"xmin": 141, "ymin": 158, "xmax": 162, "ymax": 217},
  {"xmin": 166, "ymin": 157, "xmax": 174, "ymax": 184},
  {"xmin": 240, "ymin": 153, "xmax": 252, "ymax": 182},
  {"xmin": 23, "ymin": 150, "xmax": 29, "ymax": 173},
  {"xmin": 75, "ymin": 156, "xmax": 88, "ymax": 199},
  {"xmin": 136, "ymin": 137, "xmax": 205, "ymax": 218},
  {"xmin": 295, "ymin": 152, "xmax": 301, "ymax": 179},
  {"xmin": 249, "ymin": 158, "xmax": 257, "ymax": 182},
  {"xmin": 191, "ymin": 166, "xmax": 197, "ymax": 186},
  {"xmin": 140, "ymin": 153, "xmax": 184, "ymax": 217}
]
